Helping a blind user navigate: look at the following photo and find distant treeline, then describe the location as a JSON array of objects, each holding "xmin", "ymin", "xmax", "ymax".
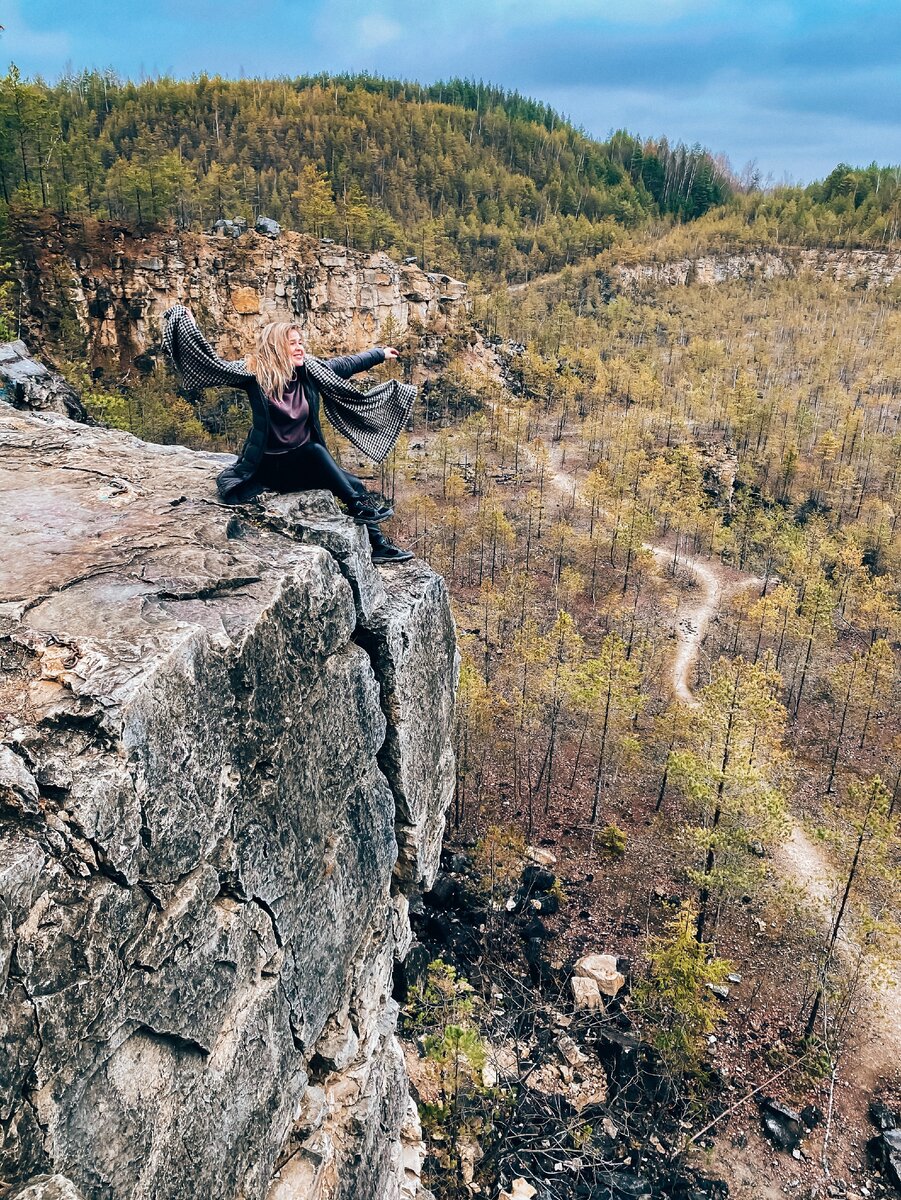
[
  {"xmin": 731, "ymin": 162, "xmax": 901, "ymax": 248},
  {"xmin": 0, "ymin": 68, "xmax": 731, "ymax": 280}
]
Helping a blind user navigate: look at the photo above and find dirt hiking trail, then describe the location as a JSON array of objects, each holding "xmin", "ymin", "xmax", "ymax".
[{"xmin": 534, "ymin": 439, "xmax": 901, "ymax": 1096}]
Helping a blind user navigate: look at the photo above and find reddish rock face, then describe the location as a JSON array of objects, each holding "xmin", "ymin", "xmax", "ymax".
[
  {"xmin": 230, "ymin": 285, "xmax": 261, "ymax": 314},
  {"xmin": 13, "ymin": 213, "xmax": 469, "ymax": 374}
]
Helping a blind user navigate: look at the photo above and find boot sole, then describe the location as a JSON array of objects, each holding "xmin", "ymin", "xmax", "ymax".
[{"xmin": 371, "ymin": 551, "xmax": 414, "ymax": 564}]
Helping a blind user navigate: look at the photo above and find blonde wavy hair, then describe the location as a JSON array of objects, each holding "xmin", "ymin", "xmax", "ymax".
[{"xmin": 247, "ymin": 321, "xmax": 305, "ymax": 399}]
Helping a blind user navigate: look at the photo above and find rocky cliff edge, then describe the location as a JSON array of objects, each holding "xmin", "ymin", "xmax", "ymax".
[
  {"xmin": 15, "ymin": 213, "xmax": 469, "ymax": 373},
  {"xmin": 0, "ymin": 378, "xmax": 458, "ymax": 1199}
]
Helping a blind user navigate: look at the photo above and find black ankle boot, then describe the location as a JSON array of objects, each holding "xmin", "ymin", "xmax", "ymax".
[
  {"xmin": 367, "ymin": 525, "xmax": 413, "ymax": 564},
  {"xmin": 348, "ymin": 494, "xmax": 394, "ymax": 524}
]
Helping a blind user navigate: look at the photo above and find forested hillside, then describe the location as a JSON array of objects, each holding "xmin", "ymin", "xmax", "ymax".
[
  {"xmin": 0, "ymin": 68, "xmax": 727, "ymax": 281},
  {"xmin": 3, "ymin": 68, "xmax": 900, "ymax": 295},
  {"xmin": 606, "ymin": 164, "xmax": 901, "ymax": 262}
]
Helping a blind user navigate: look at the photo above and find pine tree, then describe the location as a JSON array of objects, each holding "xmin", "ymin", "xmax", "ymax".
[{"xmin": 670, "ymin": 656, "xmax": 788, "ymax": 940}]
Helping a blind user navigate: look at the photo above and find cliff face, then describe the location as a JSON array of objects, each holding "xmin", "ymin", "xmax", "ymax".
[
  {"xmin": 616, "ymin": 246, "xmax": 901, "ymax": 290},
  {"xmin": 0, "ymin": 386, "xmax": 457, "ymax": 1198},
  {"xmin": 15, "ymin": 214, "xmax": 468, "ymax": 374}
]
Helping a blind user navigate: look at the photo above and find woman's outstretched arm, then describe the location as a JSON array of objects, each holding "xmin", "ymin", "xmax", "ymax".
[
  {"xmin": 325, "ymin": 346, "xmax": 399, "ymax": 379},
  {"xmin": 162, "ymin": 304, "xmax": 254, "ymax": 390}
]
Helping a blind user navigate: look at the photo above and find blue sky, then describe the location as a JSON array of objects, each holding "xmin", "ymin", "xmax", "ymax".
[{"xmin": 6, "ymin": 0, "xmax": 900, "ymax": 183}]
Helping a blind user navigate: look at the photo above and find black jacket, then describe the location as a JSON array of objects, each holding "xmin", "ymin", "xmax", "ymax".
[
  {"xmin": 215, "ymin": 348, "xmax": 386, "ymax": 501},
  {"xmin": 162, "ymin": 305, "xmax": 412, "ymax": 502}
]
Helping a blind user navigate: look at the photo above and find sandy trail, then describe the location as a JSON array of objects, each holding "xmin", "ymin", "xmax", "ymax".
[
  {"xmin": 533, "ymin": 437, "xmax": 901, "ymax": 1088},
  {"xmin": 644, "ymin": 544, "xmax": 761, "ymax": 705},
  {"xmin": 781, "ymin": 826, "xmax": 901, "ymax": 1090},
  {"xmin": 537, "ymin": 444, "xmax": 761, "ymax": 705}
]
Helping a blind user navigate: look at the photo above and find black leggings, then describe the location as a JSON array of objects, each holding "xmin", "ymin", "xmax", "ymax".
[{"xmin": 258, "ymin": 442, "xmax": 367, "ymax": 504}]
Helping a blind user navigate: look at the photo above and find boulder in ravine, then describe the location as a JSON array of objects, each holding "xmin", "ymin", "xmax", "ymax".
[
  {"xmin": 520, "ymin": 865, "xmax": 556, "ymax": 893},
  {"xmin": 759, "ymin": 1097, "xmax": 804, "ymax": 1151},
  {"xmin": 0, "ymin": 339, "xmax": 87, "ymax": 420},
  {"xmin": 0, "ymin": 396, "xmax": 457, "ymax": 1200},
  {"xmin": 573, "ymin": 952, "xmax": 626, "ymax": 998},
  {"xmin": 571, "ymin": 975, "xmax": 604, "ymax": 1011}
]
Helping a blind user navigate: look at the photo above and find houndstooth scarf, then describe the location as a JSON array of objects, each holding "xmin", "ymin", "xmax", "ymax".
[{"xmin": 161, "ymin": 304, "xmax": 416, "ymax": 463}]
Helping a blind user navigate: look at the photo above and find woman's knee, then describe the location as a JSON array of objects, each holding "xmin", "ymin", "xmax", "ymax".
[{"xmin": 303, "ymin": 442, "xmax": 331, "ymax": 466}]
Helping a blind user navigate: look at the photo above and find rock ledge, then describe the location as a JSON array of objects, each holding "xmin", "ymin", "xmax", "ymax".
[{"xmin": 0, "ymin": 396, "xmax": 457, "ymax": 1200}]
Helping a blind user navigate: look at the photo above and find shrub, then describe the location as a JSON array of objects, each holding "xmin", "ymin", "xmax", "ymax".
[
  {"xmin": 596, "ymin": 823, "xmax": 627, "ymax": 857},
  {"xmin": 634, "ymin": 901, "xmax": 732, "ymax": 1077}
]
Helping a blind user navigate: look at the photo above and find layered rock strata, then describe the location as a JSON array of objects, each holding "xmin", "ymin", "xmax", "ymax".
[
  {"xmin": 616, "ymin": 247, "xmax": 901, "ymax": 291},
  {"xmin": 15, "ymin": 213, "xmax": 468, "ymax": 373},
  {"xmin": 0, "ymin": 398, "xmax": 457, "ymax": 1199}
]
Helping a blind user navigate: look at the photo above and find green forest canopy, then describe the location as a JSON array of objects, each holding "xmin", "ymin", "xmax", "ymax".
[
  {"xmin": 1, "ymin": 67, "xmax": 899, "ymax": 283},
  {"xmin": 0, "ymin": 68, "xmax": 730, "ymax": 281}
]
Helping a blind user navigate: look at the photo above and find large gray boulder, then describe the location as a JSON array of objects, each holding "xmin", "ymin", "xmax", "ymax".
[
  {"xmin": 0, "ymin": 401, "xmax": 456, "ymax": 1200},
  {"xmin": 254, "ymin": 216, "xmax": 281, "ymax": 239},
  {"xmin": 0, "ymin": 340, "xmax": 88, "ymax": 420}
]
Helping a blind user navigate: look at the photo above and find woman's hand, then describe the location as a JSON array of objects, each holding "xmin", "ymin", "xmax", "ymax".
[{"xmin": 384, "ymin": 347, "xmax": 400, "ymax": 360}]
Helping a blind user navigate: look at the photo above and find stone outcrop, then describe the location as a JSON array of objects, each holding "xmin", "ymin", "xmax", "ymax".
[
  {"xmin": 14, "ymin": 212, "xmax": 469, "ymax": 374},
  {"xmin": 0, "ymin": 340, "xmax": 87, "ymax": 422},
  {"xmin": 616, "ymin": 247, "xmax": 901, "ymax": 291},
  {"xmin": 0, "ymin": 382, "xmax": 458, "ymax": 1198}
]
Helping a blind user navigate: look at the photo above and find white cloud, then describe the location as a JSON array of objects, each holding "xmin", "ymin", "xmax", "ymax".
[
  {"xmin": 355, "ymin": 14, "xmax": 403, "ymax": 48},
  {"xmin": 1, "ymin": 1, "xmax": 72, "ymax": 69}
]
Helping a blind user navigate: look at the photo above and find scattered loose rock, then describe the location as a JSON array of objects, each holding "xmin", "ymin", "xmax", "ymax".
[
  {"xmin": 556, "ymin": 1033, "xmax": 588, "ymax": 1067},
  {"xmin": 759, "ymin": 1097, "xmax": 804, "ymax": 1151},
  {"xmin": 574, "ymin": 952, "xmax": 626, "ymax": 998},
  {"xmin": 801, "ymin": 1104, "xmax": 825, "ymax": 1130},
  {"xmin": 211, "ymin": 217, "xmax": 247, "ymax": 238},
  {"xmin": 525, "ymin": 845, "xmax": 557, "ymax": 867},
  {"xmin": 571, "ymin": 975, "xmax": 604, "ymax": 1011},
  {"xmin": 521, "ymin": 865, "xmax": 556, "ymax": 892},
  {"xmin": 499, "ymin": 1180, "xmax": 537, "ymax": 1200}
]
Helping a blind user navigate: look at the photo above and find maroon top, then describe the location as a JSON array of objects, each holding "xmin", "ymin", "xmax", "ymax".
[{"xmin": 265, "ymin": 374, "xmax": 311, "ymax": 454}]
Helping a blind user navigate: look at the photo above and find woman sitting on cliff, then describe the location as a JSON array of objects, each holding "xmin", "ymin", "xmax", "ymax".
[{"xmin": 162, "ymin": 304, "xmax": 414, "ymax": 563}]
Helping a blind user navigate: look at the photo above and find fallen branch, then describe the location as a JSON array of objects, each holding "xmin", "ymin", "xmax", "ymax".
[{"xmin": 677, "ymin": 1049, "xmax": 812, "ymax": 1156}]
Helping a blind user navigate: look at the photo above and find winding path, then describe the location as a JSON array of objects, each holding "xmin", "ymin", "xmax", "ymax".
[
  {"xmin": 537, "ymin": 443, "xmax": 761, "ymax": 705},
  {"xmin": 535, "ymin": 437, "xmax": 901, "ymax": 1090}
]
